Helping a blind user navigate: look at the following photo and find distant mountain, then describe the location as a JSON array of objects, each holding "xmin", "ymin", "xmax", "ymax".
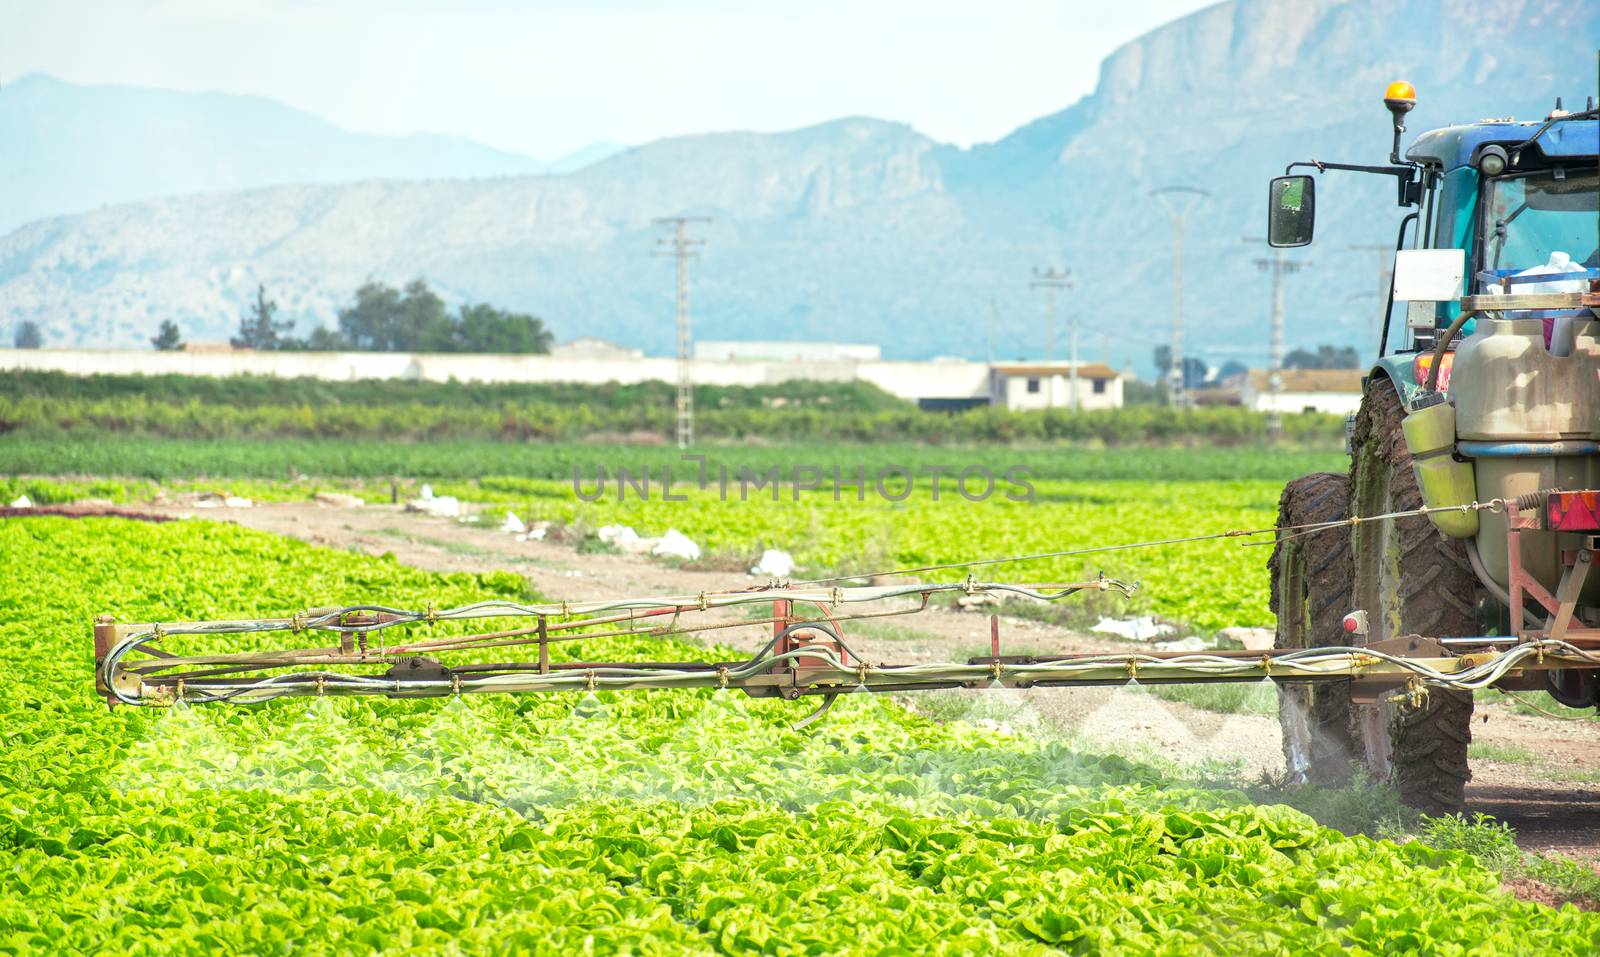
[
  {"xmin": 2, "ymin": 0, "xmax": 1596, "ymax": 368},
  {"xmin": 0, "ymin": 73, "xmax": 623, "ymax": 233}
]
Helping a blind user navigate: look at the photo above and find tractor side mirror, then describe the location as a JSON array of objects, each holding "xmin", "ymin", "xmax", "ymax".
[{"xmin": 1268, "ymin": 175, "xmax": 1316, "ymax": 247}]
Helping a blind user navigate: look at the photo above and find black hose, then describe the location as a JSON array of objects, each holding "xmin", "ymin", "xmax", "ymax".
[{"xmin": 1424, "ymin": 309, "xmax": 1476, "ymax": 392}]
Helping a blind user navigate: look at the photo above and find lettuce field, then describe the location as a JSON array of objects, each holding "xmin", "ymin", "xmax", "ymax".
[
  {"xmin": 493, "ymin": 477, "xmax": 1286, "ymax": 633},
  {"xmin": 3, "ymin": 473, "xmax": 1286, "ymax": 631},
  {"xmin": 0, "ymin": 440, "xmax": 1340, "ymax": 632},
  {"xmin": 2, "ymin": 514, "xmax": 1597, "ymax": 953}
]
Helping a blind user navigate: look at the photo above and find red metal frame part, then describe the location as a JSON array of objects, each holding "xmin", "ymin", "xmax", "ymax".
[
  {"xmin": 1506, "ymin": 498, "xmax": 1598, "ymax": 643},
  {"xmin": 770, "ymin": 597, "xmax": 850, "ymax": 674}
]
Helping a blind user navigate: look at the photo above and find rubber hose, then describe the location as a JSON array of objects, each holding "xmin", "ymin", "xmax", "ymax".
[{"xmin": 1425, "ymin": 308, "xmax": 1476, "ymax": 392}]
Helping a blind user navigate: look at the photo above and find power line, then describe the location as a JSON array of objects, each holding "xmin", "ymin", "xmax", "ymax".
[
  {"xmin": 1029, "ymin": 267, "xmax": 1073, "ymax": 408},
  {"xmin": 654, "ymin": 217, "xmax": 710, "ymax": 450},
  {"xmin": 1151, "ymin": 187, "xmax": 1209, "ymax": 409},
  {"xmin": 1244, "ymin": 236, "xmax": 1311, "ymax": 440}
]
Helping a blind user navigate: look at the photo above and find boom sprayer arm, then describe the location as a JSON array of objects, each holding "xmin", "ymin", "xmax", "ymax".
[{"xmin": 93, "ymin": 566, "xmax": 1600, "ymax": 726}]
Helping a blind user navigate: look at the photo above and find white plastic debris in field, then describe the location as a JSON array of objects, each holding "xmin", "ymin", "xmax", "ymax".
[
  {"xmin": 1218, "ymin": 626, "xmax": 1275, "ymax": 651},
  {"xmin": 1153, "ymin": 635, "xmax": 1214, "ymax": 652},
  {"xmin": 8, "ymin": 495, "xmax": 31, "ymax": 508},
  {"xmin": 223, "ymin": 496, "xmax": 253, "ymax": 508},
  {"xmin": 406, "ymin": 495, "xmax": 460, "ymax": 518},
  {"xmin": 419, "ymin": 484, "xmax": 434, "ymax": 500},
  {"xmin": 653, "ymin": 529, "xmax": 701, "ymax": 561},
  {"xmin": 956, "ymin": 592, "xmax": 1000, "ymax": 610},
  {"xmin": 750, "ymin": 549, "xmax": 795, "ymax": 578},
  {"xmin": 598, "ymin": 524, "xmax": 639, "ymax": 547},
  {"xmin": 501, "ymin": 511, "xmax": 527, "ymax": 534},
  {"xmin": 1091, "ymin": 616, "xmax": 1173, "ymax": 642}
]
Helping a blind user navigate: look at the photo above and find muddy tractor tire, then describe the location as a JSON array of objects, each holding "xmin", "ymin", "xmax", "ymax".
[
  {"xmin": 1272, "ymin": 385, "xmax": 1481, "ymax": 812},
  {"xmin": 1347, "ymin": 383, "xmax": 1479, "ymax": 814},
  {"xmin": 1270, "ymin": 471, "xmax": 1359, "ymax": 787}
]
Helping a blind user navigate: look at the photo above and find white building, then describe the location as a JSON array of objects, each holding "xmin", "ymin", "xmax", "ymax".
[
  {"xmin": 1235, "ymin": 369, "xmax": 1364, "ymax": 415},
  {"xmin": 988, "ymin": 362, "xmax": 1124, "ymax": 411}
]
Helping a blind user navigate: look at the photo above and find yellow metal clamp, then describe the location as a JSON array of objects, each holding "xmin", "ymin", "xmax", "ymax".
[{"xmin": 1403, "ymin": 676, "xmax": 1429, "ymax": 711}]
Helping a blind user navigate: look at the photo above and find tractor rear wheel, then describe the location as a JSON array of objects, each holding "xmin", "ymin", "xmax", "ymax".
[
  {"xmin": 1349, "ymin": 383, "xmax": 1479, "ymax": 814},
  {"xmin": 1270, "ymin": 472, "xmax": 1359, "ymax": 786}
]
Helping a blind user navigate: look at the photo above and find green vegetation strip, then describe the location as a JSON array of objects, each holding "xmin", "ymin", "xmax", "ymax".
[
  {"xmin": 1, "ymin": 516, "xmax": 1595, "ymax": 952},
  {"xmin": 0, "ymin": 369, "xmax": 1344, "ymax": 444},
  {"xmin": 0, "ymin": 436, "xmax": 1344, "ymax": 482}
]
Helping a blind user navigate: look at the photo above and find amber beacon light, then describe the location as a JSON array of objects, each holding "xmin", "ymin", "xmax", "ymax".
[
  {"xmin": 1382, "ymin": 81, "xmax": 1417, "ymax": 163},
  {"xmin": 1384, "ymin": 81, "xmax": 1417, "ymax": 119}
]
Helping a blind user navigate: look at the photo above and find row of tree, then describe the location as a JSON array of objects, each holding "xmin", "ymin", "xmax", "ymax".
[{"xmin": 146, "ymin": 280, "xmax": 554, "ymax": 354}]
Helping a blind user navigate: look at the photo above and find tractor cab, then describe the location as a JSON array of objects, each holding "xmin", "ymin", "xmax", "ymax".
[
  {"xmin": 1267, "ymin": 85, "xmax": 1599, "ymax": 405},
  {"xmin": 1404, "ymin": 116, "xmax": 1600, "ymax": 383}
]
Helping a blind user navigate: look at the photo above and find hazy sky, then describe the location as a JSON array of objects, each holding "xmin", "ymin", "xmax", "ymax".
[{"xmin": 2, "ymin": 0, "xmax": 1219, "ymax": 159}]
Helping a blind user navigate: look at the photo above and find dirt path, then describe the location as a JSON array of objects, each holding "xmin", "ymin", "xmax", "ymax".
[
  {"xmin": 143, "ymin": 500, "xmax": 1600, "ymax": 861},
  {"xmin": 1467, "ymin": 705, "xmax": 1600, "ymax": 860}
]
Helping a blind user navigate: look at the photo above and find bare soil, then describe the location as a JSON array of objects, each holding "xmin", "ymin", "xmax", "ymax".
[
  {"xmin": 140, "ymin": 500, "xmax": 1600, "ymax": 867},
  {"xmin": 1, "ymin": 503, "xmax": 175, "ymax": 522},
  {"xmin": 1501, "ymin": 877, "xmax": 1600, "ymax": 912}
]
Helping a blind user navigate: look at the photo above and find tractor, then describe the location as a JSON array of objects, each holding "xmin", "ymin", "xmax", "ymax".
[{"xmin": 1267, "ymin": 81, "xmax": 1600, "ymax": 812}]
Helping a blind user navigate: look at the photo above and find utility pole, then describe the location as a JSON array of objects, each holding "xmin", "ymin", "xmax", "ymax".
[
  {"xmin": 1244, "ymin": 236, "xmax": 1310, "ymax": 440},
  {"xmin": 1151, "ymin": 187, "xmax": 1209, "ymax": 409},
  {"xmin": 654, "ymin": 217, "xmax": 709, "ymax": 449},
  {"xmin": 1349, "ymin": 243, "xmax": 1394, "ymax": 357},
  {"xmin": 1030, "ymin": 267, "xmax": 1073, "ymax": 409}
]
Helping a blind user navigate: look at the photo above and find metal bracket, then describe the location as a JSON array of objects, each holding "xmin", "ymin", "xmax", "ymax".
[
  {"xmin": 382, "ymin": 657, "xmax": 452, "ymax": 697},
  {"xmin": 1546, "ymin": 547, "xmax": 1593, "ymax": 641},
  {"xmin": 1350, "ymin": 634, "xmax": 1449, "ymax": 703}
]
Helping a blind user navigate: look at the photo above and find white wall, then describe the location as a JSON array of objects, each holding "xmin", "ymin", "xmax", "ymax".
[
  {"xmin": 693, "ymin": 341, "xmax": 881, "ymax": 362},
  {"xmin": 1249, "ymin": 391, "xmax": 1362, "ymax": 415},
  {"xmin": 857, "ymin": 360, "xmax": 991, "ymax": 403}
]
